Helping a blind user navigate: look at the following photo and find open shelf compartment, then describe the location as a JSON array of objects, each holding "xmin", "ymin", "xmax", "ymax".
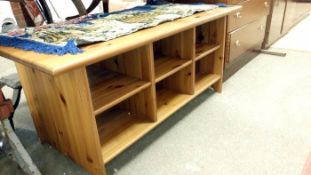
[
  {"xmin": 96, "ymin": 88, "xmax": 156, "ymax": 163},
  {"xmin": 195, "ymin": 20, "xmax": 221, "ymax": 61},
  {"xmin": 87, "ymin": 46, "xmax": 153, "ymax": 115},
  {"xmin": 153, "ymin": 29, "xmax": 194, "ymax": 83},
  {"xmin": 195, "ymin": 53, "xmax": 221, "ymax": 94},
  {"xmin": 156, "ymin": 65, "xmax": 194, "ymax": 120}
]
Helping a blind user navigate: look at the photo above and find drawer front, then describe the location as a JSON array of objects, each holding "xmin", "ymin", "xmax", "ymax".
[
  {"xmin": 227, "ymin": 17, "xmax": 266, "ymax": 63},
  {"xmin": 228, "ymin": 0, "xmax": 270, "ymax": 32}
]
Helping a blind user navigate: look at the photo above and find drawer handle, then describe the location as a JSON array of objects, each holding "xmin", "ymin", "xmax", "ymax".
[
  {"xmin": 235, "ymin": 40, "xmax": 241, "ymax": 47},
  {"xmin": 234, "ymin": 12, "xmax": 242, "ymax": 19},
  {"xmin": 264, "ymin": 1, "xmax": 270, "ymax": 8}
]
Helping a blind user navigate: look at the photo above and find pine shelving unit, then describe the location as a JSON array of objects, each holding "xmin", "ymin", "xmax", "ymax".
[
  {"xmin": 1, "ymin": 6, "xmax": 240, "ymax": 175},
  {"xmin": 86, "ymin": 17, "xmax": 227, "ymax": 170}
]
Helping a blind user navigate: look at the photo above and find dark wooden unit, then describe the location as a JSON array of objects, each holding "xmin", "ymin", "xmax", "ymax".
[{"xmin": 263, "ymin": 0, "xmax": 311, "ymax": 48}]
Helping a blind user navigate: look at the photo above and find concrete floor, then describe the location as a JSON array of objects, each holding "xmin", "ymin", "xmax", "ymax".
[{"xmin": 1, "ymin": 14, "xmax": 311, "ymax": 175}]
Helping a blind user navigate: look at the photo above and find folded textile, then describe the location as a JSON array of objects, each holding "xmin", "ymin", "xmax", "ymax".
[{"xmin": 0, "ymin": 3, "xmax": 218, "ymax": 55}]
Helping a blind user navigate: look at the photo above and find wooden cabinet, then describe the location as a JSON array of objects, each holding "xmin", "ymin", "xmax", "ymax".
[
  {"xmin": 221, "ymin": 0, "xmax": 271, "ymax": 78},
  {"xmin": 227, "ymin": 17, "xmax": 266, "ymax": 64},
  {"xmin": 263, "ymin": 0, "xmax": 286, "ymax": 47},
  {"xmin": 263, "ymin": 0, "xmax": 311, "ymax": 48},
  {"xmin": 228, "ymin": 0, "xmax": 270, "ymax": 32},
  {"xmin": 283, "ymin": 0, "xmax": 311, "ymax": 33},
  {"xmin": 282, "ymin": 0, "xmax": 298, "ymax": 33},
  {"xmin": 0, "ymin": 6, "xmax": 240, "ymax": 175}
]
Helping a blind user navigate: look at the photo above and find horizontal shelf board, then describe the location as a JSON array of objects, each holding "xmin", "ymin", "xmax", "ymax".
[
  {"xmin": 98, "ymin": 76, "xmax": 221, "ymax": 162},
  {"xmin": 195, "ymin": 44, "xmax": 220, "ymax": 61},
  {"xmin": 195, "ymin": 73, "xmax": 221, "ymax": 94},
  {"xmin": 98, "ymin": 89, "xmax": 192, "ymax": 163},
  {"xmin": 157, "ymin": 89, "xmax": 192, "ymax": 121},
  {"xmin": 90, "ymin": 70, "xmax": 151, "ymax": 115},
  {"xmin": 154, "ymin": 57, "xmax": 192, "ymax": 83},
  {"xmin": 97, "ymin": 109, "xmax": 154, "ymax": 163}
]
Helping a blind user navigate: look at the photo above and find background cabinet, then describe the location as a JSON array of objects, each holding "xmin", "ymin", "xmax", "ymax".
[
  {"xmin": 283, "ymin": 0, "xmax": 311, "ymax": 33},
  {"xmin": 223, "ymin": 0, "xmax": 270, "ymax": 79},
  {"xmin": 263, "ymin": 0, "xmax": 286, "ymax": 47},
  {"xmin": 0, "ymin": 6, "xmax": 242, "ymax": 174},
  {"xmin": 263, "ymin": 0, "xmax": 311, "ymax": 48}
]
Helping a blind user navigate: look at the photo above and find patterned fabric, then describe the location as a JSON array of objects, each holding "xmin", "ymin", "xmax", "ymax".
[{"xmin": 0, "ymin": 3, "xmax": 218, "ymax": 55}]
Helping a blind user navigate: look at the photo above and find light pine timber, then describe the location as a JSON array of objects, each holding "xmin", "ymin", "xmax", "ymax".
[
  {"xmin": 15, "ymin": 63, "xmax": 105, "ymax": 175},
  {"xmin": 0, "ymin": 6, "xmax": 241, "ymax": 175}
]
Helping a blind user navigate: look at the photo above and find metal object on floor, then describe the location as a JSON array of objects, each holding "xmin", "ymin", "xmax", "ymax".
[
  {"xmin": 1, "ymin": 80, "xmax": 41, "ymax": 175},
  {"xmin": 1, "ymin": 119, "xmax": 41, "ymax": 175},
  {"xmin": 254, "ymin": 49, "xmax": 287, "ymax": 57}
]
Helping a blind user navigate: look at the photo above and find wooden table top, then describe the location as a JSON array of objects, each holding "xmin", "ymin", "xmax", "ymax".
[{"xmin": 0, "ymin": 6, "xmax": 241, "ymax": 76}]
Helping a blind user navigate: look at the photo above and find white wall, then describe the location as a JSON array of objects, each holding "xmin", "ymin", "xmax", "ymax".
[
  {"xmin": 0, "ymin": 1, "xmax": 17, "ymax": 33},
  {"xmin": 0, "ymin": 1, "xmax": 16, "ymax": 21}
]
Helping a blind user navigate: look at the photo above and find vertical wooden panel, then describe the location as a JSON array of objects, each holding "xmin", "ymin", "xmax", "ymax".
[
  {"xmin": 159, "ymin": 33, "xmax": 182, "ymax": 58},
  {"xmin": 15, "ymin": 63, "xmax": 48, "ymax": 142},
  {"xmin": 198, "ymin": 53, "xmax": 215, "ymax": 74},
  {"xmin": 141, "ymin": 44, "xmax": 157, "ymax": 121},
  {"xmin": 118, "ymin": 50, "xmax": 143, "ymax": 79},
  {"xmin": 208, "ymin": 20, "xmax": 217, "ymax": 44},
  {"xmin": 167, "ymin": 65, "xmax": 195, "ymax": 94},
  {"xmin": 213, "ymin": 17, "xmax": 227, "ymax": 92},
  {"xmin": 156, "ymin": 29, "xmax": 194, "ymax": 61},
  {"xmin": 183, "ymin": 28, "xmax": 196, "ymax": 61},
  {"xmin": 162, "ymin": 28, "xmax": 196, "ymax": 95},
  {"xmin": 121, "ymin": 44, "xmax": 157, "ymax": 121},
  {"xmin": 15, "ymin": 63, "xmax": 105, "ymax": 175}
]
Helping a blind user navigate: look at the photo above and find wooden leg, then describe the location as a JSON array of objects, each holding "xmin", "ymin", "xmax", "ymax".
[
  {"xmin": 213, "ymin": 17, "xmax": 227, "ymax": 93},
  {"xmin": 103, "ymin": 0, "xmax": 109, "ymax": 12},
  {"xmin": 15, "ymin": 63, "xmax": 106, "ymax": 175}
]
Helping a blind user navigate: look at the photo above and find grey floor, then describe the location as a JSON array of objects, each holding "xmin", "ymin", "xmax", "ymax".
[{"xmin": 1, "ymin": 14, "xmax": 311, "ymax": 175}]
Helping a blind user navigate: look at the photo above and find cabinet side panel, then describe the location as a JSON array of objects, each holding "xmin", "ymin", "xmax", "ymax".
[
  {"xmin": 213, "ymin": 17, "xmax": 227, "ymax": 92},
  {"xmin": 15, "ymin": 63, "xmax": 48, "ymax": 142},
  {"xmin": 15, "ymin": 63, "xmax": 105, "ymax": 175}
]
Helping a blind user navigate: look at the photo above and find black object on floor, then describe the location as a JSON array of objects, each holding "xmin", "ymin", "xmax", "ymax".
[{"xmin": 0, "ymin": 74, "xmax": 23, "ymax": 130}]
